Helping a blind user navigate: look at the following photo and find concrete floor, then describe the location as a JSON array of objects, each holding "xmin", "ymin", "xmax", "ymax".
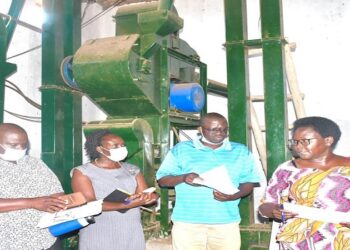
[{"xmin": 146, "ymin": 236, "xmax": 172, "ymax": 250}]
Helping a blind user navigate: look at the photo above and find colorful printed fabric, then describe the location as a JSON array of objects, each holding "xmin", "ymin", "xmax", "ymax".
[{"xmin": 262, "ymin": 160, "xmax": 350, "ymax": 250}]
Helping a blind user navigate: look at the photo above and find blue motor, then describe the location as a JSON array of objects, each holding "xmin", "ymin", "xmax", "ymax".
[
  {"xmin": 169, "ymin": 83, "xmax": 205, "ymax": 112},
  {"xmin": 60, "ymin": 55, "xmax": 80, "ymax": 90}
]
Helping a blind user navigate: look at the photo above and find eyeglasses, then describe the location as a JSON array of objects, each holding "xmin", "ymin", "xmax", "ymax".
[
  {"xmin": 202, "ymin": 127, "xmax": 228, "ymax": 133},
  {"xmin": 288, "ymin": 138, "xmax": 316, "ymax": 147}
]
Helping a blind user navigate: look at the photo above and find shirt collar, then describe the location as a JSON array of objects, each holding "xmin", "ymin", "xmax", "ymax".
[{"xmin": 193, "ymin": 136, "xmax": 232, "ymax": 151}]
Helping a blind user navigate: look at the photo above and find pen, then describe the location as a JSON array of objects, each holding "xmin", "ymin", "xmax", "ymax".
[
  {"xmin": 122, "ymin": 199, "xmax": 132, "ymax": 205},
  {"xmin": 279, "ymin": 191, "xmax": 286, "ymax": 224},
  {"xmin": 280, "ymin": 204, "xmax": 286, "ymax": 224}
]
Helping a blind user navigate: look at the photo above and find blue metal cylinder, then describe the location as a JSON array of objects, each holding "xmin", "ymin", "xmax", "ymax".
[{"xmin": 169, "ymin": 83, "xmax": 205, "ymax": 112}]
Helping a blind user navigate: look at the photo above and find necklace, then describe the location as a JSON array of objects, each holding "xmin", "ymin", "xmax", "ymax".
[{"xmin": 94, "ymin": 158, "xmax": 120, "ymax": 169}]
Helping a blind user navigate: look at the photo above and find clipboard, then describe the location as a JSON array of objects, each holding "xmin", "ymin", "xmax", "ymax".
[{"xmin": 37, "ymin": 200, "xmax": 103, "ymax": 228}]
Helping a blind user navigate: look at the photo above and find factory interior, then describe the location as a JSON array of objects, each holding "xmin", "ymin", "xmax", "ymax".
[{"xmin": 1, "ymin": 0, "xmax": 350, "ymax": 249}]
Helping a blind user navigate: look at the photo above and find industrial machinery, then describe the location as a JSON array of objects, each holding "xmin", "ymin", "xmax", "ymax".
[
  {"xmin": 2, "ymin": 0, "xmax": 288, "ymax": 248},
  {"xmin": 62, "ymin": 0, "xmax": 207, "ymax": 233}
]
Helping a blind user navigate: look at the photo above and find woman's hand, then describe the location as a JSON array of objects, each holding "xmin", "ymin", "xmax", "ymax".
[
  {"xmin": 139, "ymin": 192, "xmax": 159, "ymax": 205},
  {"xmin": 258, "ymin": 202, "xmax": 297, "ymax": 221},
  {"xmin": 271, "ymin": 204, "xmax": 297, "ymax": 222},
  {"xmin": 128, "ymin": 192, "xmax": 158, "ymax": 206},
  {"xmin": 340, "ymin": 222, "xmax": 350, "ymax": 228}
]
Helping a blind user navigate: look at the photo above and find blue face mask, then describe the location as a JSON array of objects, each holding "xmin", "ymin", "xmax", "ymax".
[{"xmin": 0, "ymin": 144, "xmax": 27, "ymax": 161}]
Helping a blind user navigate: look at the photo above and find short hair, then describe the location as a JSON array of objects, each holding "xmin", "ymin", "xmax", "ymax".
[
  {"xmin": 84, "ymin": 129, "xmax": 113, "ymax": 161},
  {"xmin": 292, "ymin": 116, "xmax": 341, "ymax": 148},
  {"xmin": 200, "ymin": 112, "xmax": 227, "ymax": 127},
  {"xmin": 0, "ymin": 123, "xmax": 27, "ymax": 135}
]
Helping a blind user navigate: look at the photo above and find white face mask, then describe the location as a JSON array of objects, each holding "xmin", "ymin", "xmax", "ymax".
[
  {"xmin": 199, "ymin": 129, "xmax": 227, "ymax": 146},
  {"xmin": 200, "ymin": 135, "xmax": 224, "ymax": 145},
  {"xmin": 0, "ymin": 144, "xmax": 27, "ymax": 162},
  {"xmin": 102, "ymin": 146, "xmax": 128, "ymax": 162}
]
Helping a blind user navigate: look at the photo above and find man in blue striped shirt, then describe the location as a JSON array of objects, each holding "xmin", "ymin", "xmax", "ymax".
[{"xmin": 156, "ymin": 112, "xmax": 261, "ymax": 250}]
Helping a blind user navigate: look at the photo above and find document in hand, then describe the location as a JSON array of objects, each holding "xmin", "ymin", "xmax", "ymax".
[
  {"xmin": 37, "ymin": 200, "xmax": 103, "ymax": 228},
  {"xmin": 192, "ymin": 165, "xmax": 239, "ymax": 195},
  {"xmin": 283, "ymin": 202, "xmax": 350, "ymax": 224},
  {"xmin": 103, "ymin": 188, "xmax": 131, "ymax": 213}
]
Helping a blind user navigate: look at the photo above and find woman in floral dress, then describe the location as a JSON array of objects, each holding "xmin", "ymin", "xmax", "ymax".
[{"xmin": 259, "ymin": 116, "xmax": 350, "ymax": 249}]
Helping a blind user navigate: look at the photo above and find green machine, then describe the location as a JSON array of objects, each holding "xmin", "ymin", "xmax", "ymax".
[{"xmin": 68, "ymin": 0, "xmax": 207, "ymax": 233}]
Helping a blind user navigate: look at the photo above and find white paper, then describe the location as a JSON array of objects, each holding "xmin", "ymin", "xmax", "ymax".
[
  {"xmin": 283, "ymin": 202, "xmax": 350, "ymax": 224},
  {"xmin": 269, "ymin": 221, "xmax": 281, "ymax": 250},
  {"xmin": 37, "ymin": 200, "xmax": 103, "ymax": 228},
  {"xmin": 143, "ymin": 187, "xmax": 156, "ymax": 194},
  {"xmin": 192, "ymin": 165, "xmax": 239, "ymax": 195}
]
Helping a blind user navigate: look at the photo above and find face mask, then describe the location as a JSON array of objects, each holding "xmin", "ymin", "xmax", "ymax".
[
  {"xmin": 102, "ymin": 146, "xmax": 128, "ymax": 162},
  {"xmin": 0, "ymin": 144, "xmax": 27, "ymax": 162},
  {"xmin": 200, "ymin": 135, "xmax": 224, "ymax": 145},
  {"xmin": 199, "ymin": 129, "xmax": 227, "ymax": 146}
]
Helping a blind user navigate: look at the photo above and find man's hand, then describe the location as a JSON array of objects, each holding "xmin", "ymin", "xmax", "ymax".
[
  {"xmin": 213, "ymin": 190, "xmax": 238, "ymax": 201},
  {"xmin": 29, "ymin": 196, "xmax": 67, "ymax": 212},
  {"xmin": 183, "ymin": 173, "xmax": 200, "ymax": 185}
]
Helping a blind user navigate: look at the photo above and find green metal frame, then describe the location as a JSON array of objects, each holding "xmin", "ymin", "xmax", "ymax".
[
  {"xmin": 224, "ymin": 0, "xmax": 288, "ymax": 248},
  {"xmin": 42, "ymin": 0, "xmax": 82, "ymax": 191},
  {"xmin": 0, "ymin": 19, "xmax": 7, "ymax": 123},
  {"xmin": 42, "ymin": 1, "xmax": 82, "ymax": 248},
  {"xmin": 158, "ymin": 42, "xmax": 171, "ymax": 233},
  {"xmin": 260, "ymin": 0, "xmax": 288, "ymax": 179},
  {"xmin": 158, "ymin": 47, "xmax": 207, "ymax": 233},
  {"xmin": 71, "ymin": 2, "xmax": 207, "ymax": 234},
  {"xmin": 224, "ymin": 0, "xmax": 253, "ymax": 229},
  {"xmin": 6, "ymin": 0, "xmax": 25, "ymax": 48},
  {"xmin": 0, "ymin": 0, "xmax": 24, "ymax": 122}
]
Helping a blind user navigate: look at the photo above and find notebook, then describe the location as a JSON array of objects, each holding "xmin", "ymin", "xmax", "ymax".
[{"xmin": 103, "ymin": 188, "xmax": 131, "ymax": 213}]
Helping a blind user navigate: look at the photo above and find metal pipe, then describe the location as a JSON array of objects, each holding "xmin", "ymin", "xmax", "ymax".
[
  {"xmin": 0, "ymin": 13, "xmax": 42, "ymax": 33},
  {"xmin": 261, "ymin": 0, "xmax": 288, "ymax": 179},
  {"xmin": 6, "ymin": 0, "xmax": 25, "ymax": 48}
]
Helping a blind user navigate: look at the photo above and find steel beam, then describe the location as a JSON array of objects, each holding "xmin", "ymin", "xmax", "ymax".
[
  {"xmin": 0, "ymin": 19, "xmax": 7, "ymax": 122},
  {"xmin": 41, "ymin": 0, "xmax": 82, "ymax": 194},
  {"xmin": 224, "ymin": 0, "xmax": 253, "ymax": 227},
  {"xmin": 6, "ymin": 0, "xmax": 25, "ymax": 50},
  {"xmin": 260, "ymin": 0, "xmax": 288, "ymax": 179}
]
